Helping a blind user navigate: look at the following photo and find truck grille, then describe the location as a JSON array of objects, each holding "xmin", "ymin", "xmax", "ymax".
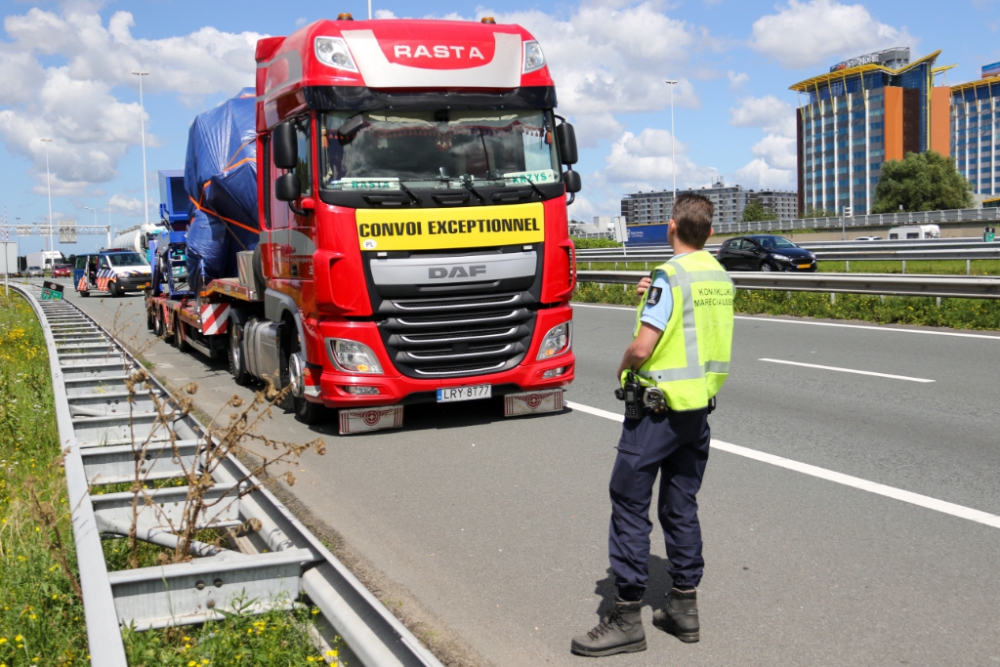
[{"xmin": 378, "ymin": 293, "xmax": 535, "ymax": 379}]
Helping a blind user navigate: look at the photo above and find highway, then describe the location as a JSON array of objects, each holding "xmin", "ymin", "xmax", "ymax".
[{"xmin": 48, "ymin": 286, "xmax": 1000, "ymax": 666}]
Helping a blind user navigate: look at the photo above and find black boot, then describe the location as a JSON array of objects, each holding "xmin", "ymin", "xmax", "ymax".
[
  {"xmin": 571, "ymin": 595, "xmax": 646, "ymax": 657},
  {"xmin": 652, "ymin": 587, "xmax": 699, "ymax": 642}
]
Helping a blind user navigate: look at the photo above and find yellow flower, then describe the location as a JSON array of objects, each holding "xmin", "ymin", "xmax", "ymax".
[
  {"xmin": 14, "ymin": 635, "xmax": 22, "ymax": 642},
  {"xmin": 307, "ymin": 659, "xmax": 315, "ymax": 664},
  {"xmin": 189, "ymin": 662, "xmax": 197, "ymax": 667},
  {"xmin": 325, "ymin": 650, "xmax": 338, "ymax": 657},
  {"xmin": 0, "ymin": 638, "xmax": 5, "ymax": 644},
  {"xmin": 311, "ymin": 608, "xmax": 319, "ymax": 615}
]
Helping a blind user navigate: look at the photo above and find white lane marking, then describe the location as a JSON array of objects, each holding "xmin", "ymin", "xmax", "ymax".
[
  {"xmin": 758, "ymin": 358, "xmax": 935, "ymax": 383},
  {"xmin": 565, "ymin": 400, "xmax": 1000, "ymax": 530},
  {"xmin": 572, "ymin": 302, "xmax": 1000, "ymax": 340},
  {"xmin": 735, "ymin": 316, "xmax": 1000, "ymax": 341}
]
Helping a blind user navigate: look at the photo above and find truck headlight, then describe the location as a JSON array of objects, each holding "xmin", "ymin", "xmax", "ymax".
[
  {"xmin": 537, "ymin": 323, "xmax": 570, "ymax": 360},
  {"xmin": 315, "ymin": 37, "xmax": 358, "ymax": 72},
  {"xmin": 523, "ymin": 40, "xmax": 546, "ymax": 73},
  {"xmin": 327, "ymin": 339, "xmax": 383, "ymax": 374}
]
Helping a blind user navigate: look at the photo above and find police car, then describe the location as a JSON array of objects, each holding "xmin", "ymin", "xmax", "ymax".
[{"xmin": 74, "ymin": 249, "xmax": 152, "ymax": 297}]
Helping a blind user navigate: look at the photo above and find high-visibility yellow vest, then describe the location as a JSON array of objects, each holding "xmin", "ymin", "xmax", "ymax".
[{"xmin": 631, "ymin": 250, "xmax": 735, "ymax": 411}]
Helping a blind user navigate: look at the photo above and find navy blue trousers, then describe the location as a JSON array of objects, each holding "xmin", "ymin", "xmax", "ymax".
[{"xmin": 608, "ymin": 408, "xmax": 711, "ymax": 596}]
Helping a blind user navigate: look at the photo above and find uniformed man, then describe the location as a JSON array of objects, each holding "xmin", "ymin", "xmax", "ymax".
[{"xmin": 571, "ymin": 193, "xmax": 734, "ymax": 657}]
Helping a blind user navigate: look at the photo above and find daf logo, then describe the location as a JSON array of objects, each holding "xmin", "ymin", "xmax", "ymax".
[{"xmin": 428, "ymin": 265, "xmax": 487, "ymax": 279}]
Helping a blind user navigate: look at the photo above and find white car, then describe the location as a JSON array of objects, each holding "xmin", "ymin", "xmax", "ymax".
[{"xmin": 853, "ymin": 236, "xmax": 882, "ymax": 241}]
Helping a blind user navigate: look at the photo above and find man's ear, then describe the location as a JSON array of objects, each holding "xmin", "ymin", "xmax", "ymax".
[{"xmin": 707, "ymin": 227, "xmax": 714, "ymax": 239}]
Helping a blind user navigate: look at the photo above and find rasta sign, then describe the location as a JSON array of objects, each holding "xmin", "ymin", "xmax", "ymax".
[{"xmin": 356, "ymin": 202, "xmax": 545, "ymax": 251}]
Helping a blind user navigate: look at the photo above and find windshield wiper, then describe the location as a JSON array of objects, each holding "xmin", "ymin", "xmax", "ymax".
[
  {"xmin": 459, "ymin": 175, "xmax": 485, "ymax": 203},
  {"xmin": 397, "ymin": 181, "xmax": 423, "ymax": 204},
  {"xmin": 520, "ymin": 178, "xmax": 545, "ymax": 200}
]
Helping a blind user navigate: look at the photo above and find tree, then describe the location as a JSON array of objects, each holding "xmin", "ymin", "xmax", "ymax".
[
  {"xmin": 742, "ymin": 201, "xmax": 778, "ymax": 222},
  {"xmin": 871, "ymin": 151, "xmax": 974, "ymax": 213},
  {"xmin": 799, "ymin": 207, "xmax": 838, "ymax": 219}
]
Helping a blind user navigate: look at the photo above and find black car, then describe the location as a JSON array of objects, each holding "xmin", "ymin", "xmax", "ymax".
[{"xmin": 717, "ymin": 235, "xmax": 817, "ymax": 272}]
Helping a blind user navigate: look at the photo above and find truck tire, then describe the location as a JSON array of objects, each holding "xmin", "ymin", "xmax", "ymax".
[
  {"xmin": 229, "ymin": 321, "xmax": 252, "ymax": 386},
  {"xmin": 284, "ymin": 325, "xmax": 326, "ymax": 425},
  {"xmin": 174, "ymin": 317, "xmax": 190, "ymax": 353},
  {"xmin": 110, "ymin": 280, "xmax": 123, "ymax": 297},
  {"xmin": 79, "ymin": 290, "xmax": 89, "ymax": 298},
  {"xmin": 146, "ymin": 309, "xmax": 155, "ymax": 331},
  {"xmin": 153, "ymin": 306, "xmax": 166, "ymax": 338}
]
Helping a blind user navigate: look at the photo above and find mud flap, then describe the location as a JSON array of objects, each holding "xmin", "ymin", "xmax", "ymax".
[
  {"xmin": 503, "ymin": 389, "xmax": 565, "ymax": 417},
  {"xmin": 338, "ymin": 406, "xmax": 405, "ymax": 435}
]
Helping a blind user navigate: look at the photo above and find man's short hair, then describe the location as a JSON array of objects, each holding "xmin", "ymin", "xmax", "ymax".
[{"xmin": 671, "ymin": 194, "xmax": 714, "ymax": 248}]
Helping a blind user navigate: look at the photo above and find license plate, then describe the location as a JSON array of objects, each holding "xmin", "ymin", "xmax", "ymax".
[
  {"xmin": 138, "ymin": 283, "xmax": 149, "ymax": 289},
  {"xmin": 797, "ymin": 264, "xmax": 810, "ymax": 269},
  {"xmin": 437, "ymin": 385, "xmax": 491, "ymax": 403}
]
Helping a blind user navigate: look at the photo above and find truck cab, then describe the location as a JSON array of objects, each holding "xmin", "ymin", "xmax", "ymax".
[{"xmin": 246, "ymin": 17, "xmax": 580, "ymax": 430}]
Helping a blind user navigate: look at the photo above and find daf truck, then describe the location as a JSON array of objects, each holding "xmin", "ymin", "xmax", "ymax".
[{"xmin": 146, "ymin": 15, "xmax": 581, "ymax": 434}]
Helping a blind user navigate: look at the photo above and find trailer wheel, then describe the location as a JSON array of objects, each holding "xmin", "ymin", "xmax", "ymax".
[
  {"xmin": 153, "ymin": 307, "xmax": 165, "ymax": 337},
  {"xmin": 229, "ymin": 321, "xmax": 251, "ymax": 386},
  {"xmin": 79, "ymin": 290, "xmax": 89, "ymax": 298},
  {"xmin": 174, "ymin": 316, "xmax": 190, "ymax": 353},
  {"xmin": 146, "ymin": 308, "xmax": 155, "ymax": 331}
]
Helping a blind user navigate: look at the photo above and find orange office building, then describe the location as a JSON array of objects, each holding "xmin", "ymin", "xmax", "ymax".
[{"xmin": 790, "ymin": 48, "xmax": 951, "ymax": 216}]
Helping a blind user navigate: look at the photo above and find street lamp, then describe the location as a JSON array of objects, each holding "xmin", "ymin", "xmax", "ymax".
[
  {"xmin": 132, "ymin": 71, "xmax": 150, "ymax": 225},
  {"xmin": 107, "ymin": 200, "xmax": 112, "ymax": 248},
  {"xmin": 664, "ymin": 80, "xmax": 678, "ymax": 204},
  {"xmin": 40, "ymin": 138, "xmax": 54, "ymax": 253}
]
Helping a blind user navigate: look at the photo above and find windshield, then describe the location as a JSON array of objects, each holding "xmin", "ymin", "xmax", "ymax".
[
  {"xmin": 757, "ymin": 236, "xmax": 797, "ymax": 249},
  {"xmin": 320, "ymin": 110, "xmax": 560, "ymax": 190},
  {"xmin": 106, "ymin": 253, "xmax": 146, "ymax": 267}
]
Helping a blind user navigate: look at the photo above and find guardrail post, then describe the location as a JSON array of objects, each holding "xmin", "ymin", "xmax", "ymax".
[
  {"xmin": 846, "ymin": 260, "xmax": 850, "ymax": 272},
  {"xmin": 902, "ymin": 260, "xmax": 906, "ymax": 274},
  {"xmin": 830, "ymin": 293, "xmax": 836, "ymax": 304},
  {"xmin": 967, "ymin": 259, "xmax": 971, "ymax": 275},
  {"xmin": 936, "ymin": 296, "xmax": 942, "ymax": 308}
]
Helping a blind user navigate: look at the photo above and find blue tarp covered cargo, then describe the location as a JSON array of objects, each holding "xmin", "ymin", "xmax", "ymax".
[{"xmin": 184, "ymin": 88, "xmax": 258, "ymax": 289}]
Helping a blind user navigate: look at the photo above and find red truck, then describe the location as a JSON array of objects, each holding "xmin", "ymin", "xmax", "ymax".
[{"xmin": 147, "ymin": 15, "xmax": 581, "ymax": 434}]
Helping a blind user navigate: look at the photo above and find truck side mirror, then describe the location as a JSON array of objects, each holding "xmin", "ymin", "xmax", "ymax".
[
  {"xmin": 273, "ymin": 121, "xmax": 298, "ymax": 170},
  {"xmin": 563, "ymin": 169, "xmax": 582, "ymax": 194},
  {"xmin": 557, "ymin": 123, "xmax": 578, "ymax": 166},
  {"xmin": 275, "ymin": 172, "xmax": 301, "ymax": 202}
]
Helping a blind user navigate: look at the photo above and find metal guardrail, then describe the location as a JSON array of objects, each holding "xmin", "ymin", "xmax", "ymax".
[
  {"xmin": 576, "ymin": 270, "xmax": 1000, "ymax": 299},
  {"xmin": 712, "ymin": 206, "xmax": 1000, "ymax": 234},
  {"xmin": 575, "ymin": 238, "xmax": 995, "ymax": 256},
  {"xmin": 575, "ymin": 247, "xmax": 1000, "ymax": 266},
  {"xmin": 10, "ymin": 283, "xmax": 444, "ymax": 667}
]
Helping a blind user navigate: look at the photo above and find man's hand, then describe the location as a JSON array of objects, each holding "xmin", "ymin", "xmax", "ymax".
[
  {"xmin": 636, "ymin": 276, "xmax": 651, "ymax": 296},
  {"xmin": 616, "ymin": 323, "xmax": 663, "ymax": 379}
]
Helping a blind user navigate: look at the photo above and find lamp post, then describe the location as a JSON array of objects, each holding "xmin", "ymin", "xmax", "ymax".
[
  {"xmin": 132, "ymin": 71, "xmax": 150, "ymax": 225},
  {"xmin": 84, "ymin": 206, "xmax": 98, "ymax": 250},
  {"xmin": 107, "ymin": 201, "xmax": 112, "ymax": 248},
  {"xmin": 40, "ymin": 138, "xmax": 54, "ymax": 253},
  {"xmin": 664, "ymin": 80, "xmax": 678, "ymax": 206}
]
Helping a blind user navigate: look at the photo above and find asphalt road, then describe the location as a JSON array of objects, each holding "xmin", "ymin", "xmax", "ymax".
[{"xmin": 44, "ymin": 285, "xmax": 1000, "ymax": 666}]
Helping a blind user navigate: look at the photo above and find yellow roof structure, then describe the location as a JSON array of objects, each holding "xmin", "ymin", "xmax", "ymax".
[
  {"xmin": 951, "ymin": 74, "xmax": 1000, "ymax": 94},
  {"xmin": 789, "ymin": 50, "xmax": 942, "ymax": 92}
]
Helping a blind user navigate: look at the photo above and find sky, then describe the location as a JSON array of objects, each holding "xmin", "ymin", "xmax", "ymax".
[{"xmin": 1, "ymin": 0, "xmax": 998, "ymax": 256}]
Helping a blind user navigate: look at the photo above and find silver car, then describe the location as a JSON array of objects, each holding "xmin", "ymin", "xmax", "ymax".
[{"xmin": 25, "ymin": 266, "xmax": 44, "ymax": 277}]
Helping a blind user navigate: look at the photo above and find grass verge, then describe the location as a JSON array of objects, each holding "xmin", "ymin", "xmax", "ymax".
[
  {"xmin": 0, "ymin": 291, "xmax": 334, "ymax": 666},
  {"xmin": 573, "ymin": 282, "xmax": 1000, "ymax": 330}
]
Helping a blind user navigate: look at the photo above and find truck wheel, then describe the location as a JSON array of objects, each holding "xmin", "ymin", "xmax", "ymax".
[
  {"xmin": 146, "ymin": 309, "xmax": 155, "ymax": 331},
  {"xmin": 79, "ymin": 290, "xmax": 90, "ymax": 298},
  {"xmin": 286, "ymin": 331, "xmax": 326, "ymax": 425},
  {"xmin": 175, "ymin": 317, "xmax": 190, "ymax": 353},
  {"xmin": 110, "ymin": 280, "xmax": 123, "ymax": 297},
  {"xmin": 229, "ymin": 321, "xmax": 252, "ymax": 386},
  {"xmin": 153, "ymin": 307, "xmax": 165, "ymax": 337}
]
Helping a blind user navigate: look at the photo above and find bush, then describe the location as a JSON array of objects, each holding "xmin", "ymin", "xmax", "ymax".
[{"xmin": 571, "ymin": 237, "xmax": 623, "ymax": 249}]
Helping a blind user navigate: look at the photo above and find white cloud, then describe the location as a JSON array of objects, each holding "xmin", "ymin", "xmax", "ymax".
[
  {"xmin": 456, "ymin": 2, "xmax": 711, "ymax": 146},
  {"xmin": 734, "ymin": 158, "xmax": 795, "ymax": 189},
  {"xmin": 108, "ymin": 194, "xmax": 145, "ymax": 217},
  {"xmin": 750, "ymin": 0, "xmax": 917, "ymax": 69},
  {"xmin": 374, "ymin": 9, "xmax": 398, "ymax": 19},
  {"xmin": 0, "ymin": 6, "xmax": 262, "ymax": 198},
  {"xmin": 728, "ymin": 96, "xmax": 798, "ymax": 188},
  {"xmin": 727, "ymin": 70, "xmax": 749, "ymax": 89},
  {"xmin": 603, "ymin": 128, "xmax": 718, "ymax": 191},
  {"xmin": 729, "ymin": 95, "xmax": 795, "ymax": 138}
]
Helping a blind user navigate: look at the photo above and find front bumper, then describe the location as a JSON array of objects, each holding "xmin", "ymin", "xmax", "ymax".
[
  {"xmin": 308, "ymin": 305, "xmax": 575, "ymax": 409},
  {"xmin": 773, "ymin": 257, "xmax": 817, "ymax": 272},
  {"xmin": 116, "ymin": 275, "xmax": 153, "ymax": 290}
]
